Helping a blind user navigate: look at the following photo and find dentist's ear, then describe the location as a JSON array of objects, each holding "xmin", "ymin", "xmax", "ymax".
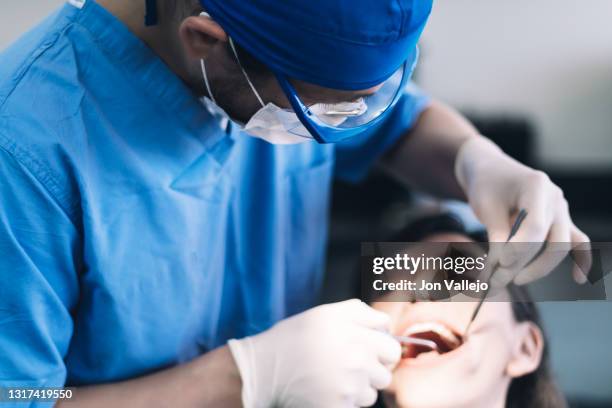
[
  {"xmin": 179, "ymin": 12, "xmax": 228, "ymax": 60},
  {"xmin": 506, "ymin": 322, "xmax": 544, "ymax": 378}
]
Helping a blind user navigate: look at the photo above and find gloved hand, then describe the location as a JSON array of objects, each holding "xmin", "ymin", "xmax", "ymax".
[
  {"xmin": 455, "ymin": 137, "xmax": 592, "ymax": 286},
  {"xmin": 228, "ymin": 299, "xmax": 400, "ymax": 408}
]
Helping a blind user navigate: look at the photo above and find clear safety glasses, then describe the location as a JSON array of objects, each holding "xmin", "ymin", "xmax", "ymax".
[{"xmin": 275, "ymin": 47, "xmax": 419, "ymax": 144}]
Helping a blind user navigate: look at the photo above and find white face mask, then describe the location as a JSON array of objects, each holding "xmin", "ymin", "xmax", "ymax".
[
  {"xmin": 240, "ymin": 100, "xmax": 367, "ymax": 144},
  {"xmin": 199, "ymin": 32, "xmax": 367, "ymax": 144}
]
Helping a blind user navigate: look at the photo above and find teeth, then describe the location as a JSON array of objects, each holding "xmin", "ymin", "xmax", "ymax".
[{"xmin": 403, "ymin": 322, "xmax": 461, "ymax": 347}]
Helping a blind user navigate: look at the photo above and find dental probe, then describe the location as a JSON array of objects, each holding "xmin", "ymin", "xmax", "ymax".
[
  {"xmin": 463, "ymin": 209, "xmax": 528, "ymax": 336},
  {"xmin": 393, "ymin": 335, "xmax": 438, "ymax": 352}
]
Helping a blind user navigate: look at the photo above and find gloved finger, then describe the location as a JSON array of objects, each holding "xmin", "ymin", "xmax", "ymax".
[
  {"xmin": 475, "ymin": 199, "xmax": 512, "ymax": 243},
  {"xmin": 368, "ymin": 361, "xmax": 393, "ymax": 390},
  {"xmin": 477, "ymin": 202, "xmax": 512, "ymax": 283},
  {"xmin": 513, "ymin": 212, "xmax": 572, "ymax": 285},
  {"xmin": 570, "ymin": 224, "xmax": 592, "ymax": 284},
  {"xmin": 355, "ymin": 386, "xmax": 379, "ymax": 407},
  {"xmin": 348, "ymin": 301, "xmax": 392, "ymax": 331},
  {"xmin": 481, "ymin": 210, "xmax": 530, "ymax": 287},
  {"xmin": 489, "ymin": 265, "xmax": 521, "ymax": 292},
  {"xmin": 503, "ymin": 184, "xmax": 555, "ymax": 269},
  {"xmin": 478, "ymin": 242, "xmax": 504, "ymax": 287},
  {"xmin": 366, "ymin": 329, "xmax": 402, "ymax": 366},
  {"xmin": 336, "ymin": 298, "xmax": 368, "ymax": 310}
]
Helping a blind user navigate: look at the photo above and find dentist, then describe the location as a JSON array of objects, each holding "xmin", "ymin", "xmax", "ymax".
[{"xmin": 0, "ymin": 0, "xmax": 589, "ymax": 407}]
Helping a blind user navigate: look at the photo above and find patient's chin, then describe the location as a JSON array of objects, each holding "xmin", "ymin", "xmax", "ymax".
[
  {"xmin": 384, "ymin": 386, "xmax": 481, "ymax": 408},
  {"xmin": 385, "ymin": 360, "xmax": 512, "ymax": 408},
  {"xmin": 384, "ymin": 347, "xmax": 504, "ymax": 408}
]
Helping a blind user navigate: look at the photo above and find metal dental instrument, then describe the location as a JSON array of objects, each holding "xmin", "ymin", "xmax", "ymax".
[
  {"xmin": 463, "ymin": 209, "xmax": 528, "ymax": 336},
  {"xmin": 393, "ymin": 334, "xmax": 438, "ymax": 352}
]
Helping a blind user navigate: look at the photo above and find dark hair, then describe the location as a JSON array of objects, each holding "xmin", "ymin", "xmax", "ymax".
[
  {"xmin": 231, "ymin": 42, "xmax": 270, "ymax": 75},
  {"xmin": 506, "ymin": 284, "xmax": 567, "ymax": 408},
  {"xmin": 162, "ymin": 0, "xmax": 202, "ymax": 20},
  {"xmin": 377, "ymin": 213, "xmax": 567, "ymax": 408}
]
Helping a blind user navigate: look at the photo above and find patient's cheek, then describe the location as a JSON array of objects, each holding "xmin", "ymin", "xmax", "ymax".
[{"xmin": 462, "ymin": 338, "xmax": 483, "ymax": 374}]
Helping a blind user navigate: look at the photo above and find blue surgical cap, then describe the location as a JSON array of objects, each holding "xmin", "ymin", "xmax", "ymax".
[{"xmin": 199, "ymin": 0, "xmax": 433, "ymax": 91}]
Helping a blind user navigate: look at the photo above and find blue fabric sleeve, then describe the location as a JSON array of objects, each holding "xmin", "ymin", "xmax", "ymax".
[
  {"xmin": 0, "ymin": 146, "xmax": 79, "ymax": 406},
  {"xmin": 334, "ymin": 82, "xmax": 431, "ymax": 183}
]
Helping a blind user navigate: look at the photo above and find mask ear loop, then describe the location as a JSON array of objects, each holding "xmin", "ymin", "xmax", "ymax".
[
  {"xmin": 228, "ymin": 37, "xmax": 266, "ymax": 109},
  {"xmin": 198, "ymin": 12, "xmax": 219, "ymax": 106},
  {"xmin": 200, "ymin": 59, "xmax": 218, "ymax": 105}
]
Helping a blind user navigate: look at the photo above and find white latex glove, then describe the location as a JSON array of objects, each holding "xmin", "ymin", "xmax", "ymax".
[
  {"xmin": 455, "ymin": 137, "xmax": 592, "ymax": 286},
  {"xmin": 228, "ymin": 299, "xmax": 400, "ymax": 408}
]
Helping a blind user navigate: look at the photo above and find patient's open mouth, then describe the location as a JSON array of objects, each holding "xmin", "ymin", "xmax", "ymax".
[{"xmin": 401, "ymin": 322, "xmax": 463, "ymax": 359}]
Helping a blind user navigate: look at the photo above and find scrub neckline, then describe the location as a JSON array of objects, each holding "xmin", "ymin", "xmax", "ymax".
[{"xmin": 65, "ymin": 0, "xmax": 228, "ymax": 148}]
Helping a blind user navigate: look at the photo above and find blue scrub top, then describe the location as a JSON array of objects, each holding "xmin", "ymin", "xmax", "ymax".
[{"xmin": 0, "ymin": 0, "xmax": 429, "ymax": 397}]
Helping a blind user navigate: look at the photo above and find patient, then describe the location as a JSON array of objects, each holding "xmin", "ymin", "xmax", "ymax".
[{"xmin": 367, "ymin": 214, "xmax": 566, "ymax": 408}]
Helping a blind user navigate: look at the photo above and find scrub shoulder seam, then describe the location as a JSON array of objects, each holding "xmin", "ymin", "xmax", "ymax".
[
  {"xmin": 0, "ymin": 132, "xmax": 80, "ymax": 229},
  {"xmin": 0, "ymin": 23, "xmax": 73, "ymax": 112}
]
